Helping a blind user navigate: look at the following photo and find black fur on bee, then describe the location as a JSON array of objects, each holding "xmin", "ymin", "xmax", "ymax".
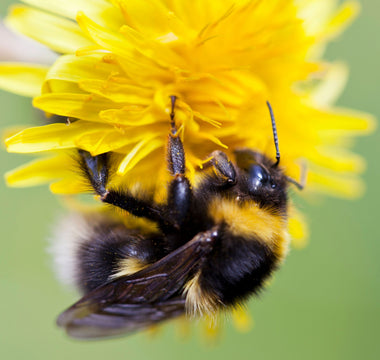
[{"xmin": 55, "ymin": 97, "xmax": 295, "ymax": 339}]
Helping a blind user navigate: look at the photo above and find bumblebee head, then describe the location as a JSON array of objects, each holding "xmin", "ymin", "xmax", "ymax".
[
  {"xmin": 199, "ymin": 102, "xmax": 304, "ymax": 213},
  {"xmin": 233, "ymin": 101, "xmax": 304, "ymax": 211},
  {"xmin": 233, "ymin": 149, "xmax": 288, "ymax": 211},
  {"xmin": 230, "ymin": 102, "xmax": 287, "ymax": 210}
]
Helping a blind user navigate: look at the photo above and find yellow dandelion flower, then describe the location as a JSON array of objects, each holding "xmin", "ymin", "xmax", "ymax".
[
  {"xmin": 1, "ymin": 0, "xmax": 374, "ymax": 200},
  {"xmin": 0, "ymin": 0, "xmax": 375, "ymax": 337}
]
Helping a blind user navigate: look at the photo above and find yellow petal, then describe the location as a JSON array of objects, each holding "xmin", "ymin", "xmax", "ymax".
[
  {"xmin": 100, "ymin": 107, "xmax": 160, "ymax": 126},
  {"xmin": 196, "ymin": 131, "xmax": 228, "ymax": 149},
  {"xmin": 5, "ymin": 121, "xmax": 111, "ymax": 153},
  {"xmin": 119, "ymin": 25, "xmax": 186, "ymax": 68},
  {"xmin": 45, "ymin": 54, "xmax": 121, "ymax": 83},
  {"xmin": 296, "ymin": 0, "xmax": 337, "ymax": 36},
  {"xmin": 192, "ymin": 110, "xmax": 221, "ymax": 128},
  {"xmin": 166, "ymin": 0, "xmax": 230, "ymax": 32},
  {"xmin": 308, "ymin": 168, "xmax": 365, "ymax": 199},
  {"xmin": 42, "ymin": 78, "xmax": 83, "ymax": 95},
  {"xmin": 5, "ymin": 153, "xmax": 72, "ymax": 187},
  {"xmin": 2, "ymin": 126, "xmax": 29, "ymax": 142},
  {"xmin": 33, "ymin": 93, "xmax": 123, "ymax": 123},
  {"xmin": 301, "ymin": 106, "xmax": 376, "ymax": 137},
  {"xmin": 77, "ymin": 12, "xmax": 185, "ymax": 69},
  {"xmin": 311, "ymin": 62, "xmax": 349, "ymax": 107},
  {"xmin": 74, "ymin": 127, "xmax": 148, "ymax": 155},
  {"xmin": 311, "ymin": 146, "xmax": 366, "ymax": 173},
  {"xmin": 116, "ymin": 51, "xmax": 173, "ymax": 87},
  {"xmin": 6, "ymin": 6, "xmax": 93, "ymax": 54},
  {"xmin": 49, "ymin": 178, "xmax": 88, "ymax": 194},
  {"xmin": 192, "ymin": 70, "xmax": 267, "ymax": 108},
  {"xmin": 76, "ymin": 11, "xmax": 136, "ymax": 58},
  {"xmin": 117, "ymin": 137, "xmax": 163, "ymax": 175},
  {"xmin": 0, "ymin": 63, "xmax": 47, "ymax": 97},
  {"xmin": 115, "ymin": 0, "xmax": 193, "ymax": 41},
  {"xmin": 21, "ymin": 0, "xmax": 125, "ymax": 30},
  {"xmin": 323, "ymin": 1, "xmax": 360, "ymax": 40},
  {"xmin": 43, "ymin": 54, "xmax": 123, "ymax": 94},
  {"xmin": 79, "ymin": 78, "xmax": 152, "ymax": 104}
]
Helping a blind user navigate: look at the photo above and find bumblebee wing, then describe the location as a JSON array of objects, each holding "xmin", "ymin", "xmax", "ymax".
[
  {"xmin": 63, "ymin": 299, "xmax": 186, "ymax": 339},
  {"xmin": 57, "ymin": 229, "xmax": 217, "ymax": 339}
]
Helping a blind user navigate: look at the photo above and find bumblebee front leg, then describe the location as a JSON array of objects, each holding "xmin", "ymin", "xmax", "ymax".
[
  {"xmin": 204, "ymin": 150, "xmax": 236, "ymax": 184},
  {"xmin": 78, "ymin": 150, "xmax": 163, "ymax": 223},
  {"xmin": 166, "ymin": 96, "xmax": 192, "ymax": 228},
  {"xmin": 199, "ymin": 150, "xmax": 236, "ymax": 188}
]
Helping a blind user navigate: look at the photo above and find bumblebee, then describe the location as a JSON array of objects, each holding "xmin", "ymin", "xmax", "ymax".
[{"xmin": 55, "ymin": 97, "xmax": 301, "ymax": 339}]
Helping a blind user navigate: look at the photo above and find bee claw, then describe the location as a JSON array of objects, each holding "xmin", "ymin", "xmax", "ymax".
[{"xmin": 100, "ymin": 190, "xmax": 110, "ymax": 202}]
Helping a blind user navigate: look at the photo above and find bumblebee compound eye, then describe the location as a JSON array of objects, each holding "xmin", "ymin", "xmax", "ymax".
[{"xmin": 248, "ymin": 164, "xmax": 270, "ymax": 192}]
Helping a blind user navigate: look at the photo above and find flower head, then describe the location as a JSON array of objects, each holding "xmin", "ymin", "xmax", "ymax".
[
  {"xmin": 1, "ymin": 0, "xmax": 373, "ymax": 201},
  {"xmin": 0, "ymin": 0, "xmax": 375, "ymax": 337}
]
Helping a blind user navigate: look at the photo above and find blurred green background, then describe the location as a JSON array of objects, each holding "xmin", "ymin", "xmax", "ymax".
[{"xmin": 0, "ymin": 1, "xmax": 379, "ymax": 359}]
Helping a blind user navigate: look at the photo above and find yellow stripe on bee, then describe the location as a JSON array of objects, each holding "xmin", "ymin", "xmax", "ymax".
[
  {"xmin": 184, "ymin": 271, "xmax": 220, "ymax": 317},
  {"xmin": 111, "ymin": 257, "xmax": 147, "ymax": 278},
  {"xmin": 209, "ymin": 198, "xmax": 289, "ymax": 259}
]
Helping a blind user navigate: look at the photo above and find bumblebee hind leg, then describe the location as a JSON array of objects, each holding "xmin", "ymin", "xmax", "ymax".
[
  {"xmin": 78, "ymin": 150, "xmax": 164, "ymax": 224},
  {"xmin": 77, "ymin": 96, "xmax": 193, "ymax": 233}
]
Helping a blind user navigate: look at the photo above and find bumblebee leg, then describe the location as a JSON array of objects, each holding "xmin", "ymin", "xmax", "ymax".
[
  {"xmin": 78, "ymin": 150, "xmax": 164, "ymax": 223},
  {"xmin": 166, "ymin": 96, "xmax": 192, "ymax": 228},
  {"xmin": 78, "ymin": 149, "xmax": 109, "ymax": 195},
  {"xmin": 202, "ymin": 150, "xmax": 236, "ymax": 185}
]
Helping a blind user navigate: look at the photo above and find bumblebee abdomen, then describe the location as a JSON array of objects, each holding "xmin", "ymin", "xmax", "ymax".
[
  {"xmin": 200, "ymin": 233, "xmax": 278, "ymax": 306},
  {"xmin": 52, "ymin": 213, "xmax": 166, "ymax": 294},
  {"xmin": 190, "ymin": 196, "xmax": 289, "ymax": 308},
  {"xmin": 76, "ymin": 230, "xmax": 143, "ymax": 293}
]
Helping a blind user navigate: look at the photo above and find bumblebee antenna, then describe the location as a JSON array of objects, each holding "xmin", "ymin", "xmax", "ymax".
[
  {"xmin": 266, "ymin": 101, "xmax": 280, "ymax": 167},
  {"xmin": 285, "ymin": 161, "xmax": 307, "ymax": 190},
  {"xmin": 170, "ymin": 95, "xmax": 177, "ymax": 135},
  {"xmin": 286, "ymin": 176, "xmax": 304, "ymax": 190}
]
